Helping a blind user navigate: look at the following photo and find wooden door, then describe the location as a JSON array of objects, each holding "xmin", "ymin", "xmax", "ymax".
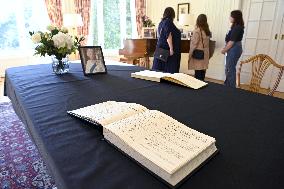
[
  {"xmin": 241, "ymin": 0, "xmax": 278, "ymax": 88},
  {"xmin": 269, "ymin": 0, "xmax": 284, "ymax": 91}
]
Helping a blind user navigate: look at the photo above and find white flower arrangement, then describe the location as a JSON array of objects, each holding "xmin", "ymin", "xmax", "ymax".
[{"xmin": 29, "ymin": 25, "xmax": 84, "ymax": 61}]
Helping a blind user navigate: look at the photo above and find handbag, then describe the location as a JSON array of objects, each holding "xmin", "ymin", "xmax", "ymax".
[
  {"xmin": 154, "ymin": 26, "xmax": 170, "ymax": 62},
  {"xmin": 154, "ymin": 47, "xmax": 170, "ymax": 62},
  {"xmin": 192, "ymin": 28, "xmax": 205, "ymax": 60}
]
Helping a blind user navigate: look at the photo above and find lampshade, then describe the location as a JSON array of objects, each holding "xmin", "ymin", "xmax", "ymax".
[
  {"xmin": 63, "ymin": 13, "xmax": 83, "ymax": 27},
  {"xmin": 179, "ymin": 14, "xmax": 195, "ymax": 26}
]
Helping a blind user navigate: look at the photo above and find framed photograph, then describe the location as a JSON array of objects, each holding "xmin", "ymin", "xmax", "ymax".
[
  {"xmin": 78, "ymin": 46, "xmax": 107, "ymax": 75},
  {"xmin": 177, "ymin": 3, "xmax": 190, "ymax": 21},
  {"xmin": 181, "ymin": 33, "xmax": 187, "ymax": 39},
  {"xmin": 188, "ymin": 31, "xmax": 193, "ymax": 38},
  {"xmin": 142, "ymin": 27, "xmax": 156, "ymax": 39}
]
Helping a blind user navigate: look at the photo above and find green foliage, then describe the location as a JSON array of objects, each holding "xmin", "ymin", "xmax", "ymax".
[
  {"xmin": 126, "ymin": 0, "xmax": 132, "ymax": 38},
  {"xmin": 91, "ymin": 0, "xmax": 98, "ymax": 45},
  {"xmin": 0, "ymin": 14, "xmax": 19, "ymax": 49},
  {"xmin": 90, "ymin": 0, "xmax": 134, "ymax": 49},
  {"xmin": 103, "ymin": 0, "xmax": 121, "ymax": 49},
  {"xmin": 142, "ymin": 15, "xmax": 155, "ymax": 27}
]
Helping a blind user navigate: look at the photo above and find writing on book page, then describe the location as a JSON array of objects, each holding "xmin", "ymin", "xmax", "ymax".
[
  {"xmin": 105, "ymin": 110, "xmax": 215, "ymax": 174},
  {"xmin": 69, "ymin": 101, "xmax": 148, "ymax": 126},
  {"xmin": 165, "ymin": 73, "xmax": 207, "ymax": 89}
]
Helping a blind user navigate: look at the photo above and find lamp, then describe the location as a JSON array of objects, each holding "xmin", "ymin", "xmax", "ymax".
[
  {"xmin": 179, "ymin": 14, "xmax": 195, "ymax": 39},
  {"xmin": 63, "ymin": 13, "xmax": 83, "ymax": 60},
  {"xmin": 179, "ymin": 13, "xmax": 195, "ymax": 27},
  {"xmin": 63, "ymin": 13, "xmax": 83, "ymax": 29}
]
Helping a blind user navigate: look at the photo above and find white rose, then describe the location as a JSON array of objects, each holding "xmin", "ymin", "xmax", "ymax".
[
  {"xmin": 52, "ymin": 32, "xmax": 74, "ymax": 49},
  {"xmin": 65, "ymin": 34, "xmax": 73, "ymax": 49},
  {"xmin": 61, "ymin": 27, "xmax": 68, "ymax": 33},
  {"xmin": 52, "ymin": 32, "xmax": 66, "ymax": 48},
  {"xmin": 31, "ymin": 33, "xmax": 41, "ymax": 44}
]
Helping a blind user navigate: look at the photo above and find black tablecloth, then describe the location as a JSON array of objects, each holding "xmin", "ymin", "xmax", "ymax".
[{"xmin": 5, "ymin": 63, "xmax": 284, "ymax": 189}]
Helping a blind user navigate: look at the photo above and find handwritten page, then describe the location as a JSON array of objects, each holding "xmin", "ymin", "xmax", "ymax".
[
  {"xmin": 165, "ymin": 73, "xmax": 208, "ymax": 89},
  {"xmin": 104, "ymin": 110, "xmax": 216, "ymax": 174},
  {"xmin": 131, "ymin": 70, "xmax": 207, "ymax": 89},
  {"xmin": 68, "ymin": 101, "xmax": 148, "ymax": 126}
]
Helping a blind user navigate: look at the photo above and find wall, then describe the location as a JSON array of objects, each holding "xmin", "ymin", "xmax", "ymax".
[
  {"xmin": 0, "ymin": 53, "xmax": 52, "ymax": 77},
  {"xmin": 146, "ymin": 0, "xmax": 241, "ymax": 80}
]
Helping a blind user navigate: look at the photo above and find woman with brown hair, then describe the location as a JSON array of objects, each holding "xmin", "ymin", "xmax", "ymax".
[
  {"xmin": 221, "ymin": 10, "xmax": 244, "ymax": 87},
  {"xmin": 188, "ymin": 14, "xmax": 211, "ymax": 81}
]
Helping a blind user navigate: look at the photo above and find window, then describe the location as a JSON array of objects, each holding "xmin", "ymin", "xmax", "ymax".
[
  {"xmin": 90, "ymin": 0, "xmax": 137, "ymax": 51},
  {"xmin": 0, "ymin": 0, "xmax": 49, "ymax": 53}
]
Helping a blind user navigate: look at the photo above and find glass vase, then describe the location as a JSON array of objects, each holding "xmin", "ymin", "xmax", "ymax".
[{"xmin": 51, "ymin": 56, "xmax": 69, "ymax": 75}]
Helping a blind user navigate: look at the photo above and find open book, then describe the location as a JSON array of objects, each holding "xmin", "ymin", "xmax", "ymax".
[
  {"xmin": 131, "ymin": 70, "xmax": 208, "ymax": 89},
  {"xmin": 68, "ymin": 101, "xmax": 217, "ymax": 187}
]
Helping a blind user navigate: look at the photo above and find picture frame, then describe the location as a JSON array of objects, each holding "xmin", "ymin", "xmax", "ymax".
[
  {"xmin": 188, "ymin": 31, "xmax": 193, "ymax": 39},
  {"xmin": 78, "ymin": 46, "xmax": 107, "ymax": 75},
  {"xmin": 142, "ymin": 27, "xmax": 156, "ymax": 39},
  {"xmin": 177, "ymin": 3, "xmax": 190, "ymax": 21},
  {"xmin": 181, "ymin": 33, "xmax": 187, "ymax": 39}
]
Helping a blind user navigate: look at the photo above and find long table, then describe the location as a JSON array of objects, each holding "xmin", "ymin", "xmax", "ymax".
[{"xmin": 5, "ymin": 62, "xmax": 284, "ymax": 189}]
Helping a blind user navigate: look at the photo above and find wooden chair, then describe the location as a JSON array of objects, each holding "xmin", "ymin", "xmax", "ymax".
[{"xmin": 237, "ymin": 54, "xmax": 284, "ymax": 96}]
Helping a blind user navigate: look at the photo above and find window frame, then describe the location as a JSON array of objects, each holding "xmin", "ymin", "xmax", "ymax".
[
  {"xmin": 0, "ymin": 0, "xmax": 49, "ymax": 57},
  {"xmin": 89, "ymin": 0, "xmax": 137, "ymax": 54}
]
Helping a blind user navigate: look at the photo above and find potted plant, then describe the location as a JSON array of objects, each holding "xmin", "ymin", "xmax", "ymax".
[
  {"xmin": 142, "ymin": 15, "xmax": 155, "ymax": 27},
  {"xmin": 141, "ymin": 16, "xmax": 156, "ymax": 39}
]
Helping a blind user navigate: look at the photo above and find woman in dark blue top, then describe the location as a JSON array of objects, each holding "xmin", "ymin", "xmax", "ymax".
[
  {"xmin": 152, "ymin": 7, "xmax": 181, "ymax": 73},
  {"xmin": 221, "ymin": 10, "xmax": 244, "ymax": 87}
]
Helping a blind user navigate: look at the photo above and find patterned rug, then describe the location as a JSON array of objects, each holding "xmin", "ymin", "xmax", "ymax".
[{"xmin": 0, "ymin": 97, "xmax": 56, "ymax": 189}]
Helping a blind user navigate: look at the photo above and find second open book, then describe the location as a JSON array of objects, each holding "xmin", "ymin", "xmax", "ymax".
[
  {"xmin": 68, "ymin": 101, "xmax": 217, "ymax": 187},
  {"xmin": 131, "ymin": 70, "xmax": 208, "ymax": 89}
]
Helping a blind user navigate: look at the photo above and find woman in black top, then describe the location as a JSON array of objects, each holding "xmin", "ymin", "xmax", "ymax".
[
  {"xmin": 221, "ymin": 10, "xmax": 244, "ymax": 87},
  {"xmin": 152, "ymin": 7, "xmax": 181, "ymax": 73}
]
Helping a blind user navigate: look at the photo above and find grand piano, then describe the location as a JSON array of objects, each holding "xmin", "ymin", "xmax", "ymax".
[{"xmin": 119, "ymin": 39, "xmax": 215, "ymax": 69}]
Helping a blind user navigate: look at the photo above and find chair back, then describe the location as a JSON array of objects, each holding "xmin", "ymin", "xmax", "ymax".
[{"xmin": 237, "ymin": 54, "xmax": 284, "ymax": 96}]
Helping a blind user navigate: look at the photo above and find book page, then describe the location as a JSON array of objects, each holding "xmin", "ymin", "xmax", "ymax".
[
  {"xmin": 164, "ymin": 73, "xmax": 208, "ymax": 89},
  {"xmin": 131, "ymin": 70, "xmax": 171, "ymax": 82},
  {"xmin": 104, "ymin": 110, "xmax": 215, "ymax": 174},
  {"xmin": 68, "ymin": 101, "xmax": 148, "ymax": 126}
]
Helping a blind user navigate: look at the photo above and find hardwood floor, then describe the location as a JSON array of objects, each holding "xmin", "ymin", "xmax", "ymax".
[{"xmin": 1, "ymin": 77, "xmax": 284, "ymax": 99}]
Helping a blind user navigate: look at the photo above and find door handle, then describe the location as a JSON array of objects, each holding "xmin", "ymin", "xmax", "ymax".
[
  {"xmin": 275, "ymin": 33, "xmax": 278, "ymax": 40},
  {"xmin": 282, "ymin": 34, "xmax": 284, "ymax": 40}
]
